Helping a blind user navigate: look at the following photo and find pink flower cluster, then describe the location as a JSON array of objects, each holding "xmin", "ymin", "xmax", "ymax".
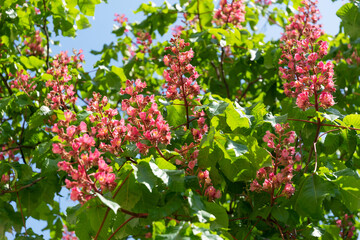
[
  {"xmin": 198, "ymin": 170, "xmax": 221, "ymax": 201},
  {"xmin": 136, "ymin": 32, "xmax": 152, "ymax": 54},
  {"xmin": 173, "ymin": 143, "xmax": 221, "ymax": 201},
  {"xmin": 172, "ymin": 25, "xmax": 185, "ymax": 36},
  {"xmin": 62, "ymin": 225, "xmax": 78, "ymax": 240},
  {"xmin": 250, "ymin": 124, "xmax": 301, "ymax": 199},
  {"xmin": 163, "ymin": 36, "xmax": 200, "ymax": 101},
  {"xmin": 114, "ymin": 13, "xmax": 129, "ymax": 33},
  {"xmin": 163, "ymin": 37, "xmax": 218, "ymax": 201},
  {"xmin": 279, "ymin": 0, "xmax": 335, "ymax": 110},
  {"xmin": 214, "ymin": 0, "xmax": 246, "ymax": 28},
  {"xmin": 23, "ymin": 30, "xmax": 44, "ymax": 57},
  {"xmin": 52, "ymin": 111, "xmax": 116, "ymax": 203},
  {"xmin": 119, "ymin": 79, "xmax": 171, "ymax": 154},
  {"xmin": 52, "ymin": 79, "xmax": 172, "ymax": 202},
  {"xmin": 256, "ymin": 0, "xmax": 272, "ymax": 5},
  {"xmin": 114, "ymin": 13, "xmax": 128, "ymax": 25},
  {"xmin": 45, "ymin": 50, "xmax": 84, "ymax": 109},
  {"xmin": 10, "ymin": 70, "xmax": 36, "ymax": 94},
  {"xmin": 336, "ymin": 214, "xmax": 356, "ymax": 239}
]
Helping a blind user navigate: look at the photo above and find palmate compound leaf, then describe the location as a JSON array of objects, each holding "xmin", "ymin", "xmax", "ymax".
[{"xmin": 213, "ymin": 132, "xmax": 270, "ymax": 182}]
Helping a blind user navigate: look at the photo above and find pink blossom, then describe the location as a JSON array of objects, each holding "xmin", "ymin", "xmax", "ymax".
[
  {"xmin": 52, "ymin": 143, "xmax": 62, "ymax": 154},
  {"xmin": 70, "ymin": 187, "xmax": 81, "ymax": 201}
]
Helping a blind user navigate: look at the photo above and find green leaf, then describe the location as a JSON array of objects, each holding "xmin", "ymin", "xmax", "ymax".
[
  {"xmin": 334, "ymin": 176, "xmax": 360, "ymax": 212},
  {"xmin": 111, "ymin": 65, "xmax": 127, "ymax": 82},
  {"xmin": 195, "ymin": 95, "xmax": 229, "ymax": 118},
  {"xmin": 187, "ymin": 0, "xmax": 214, "ymax": 28},
  {"xmin": 14, "ymin": 92, "xmax": 32, "ymax": 107},
  {"xmin": 148, "ymin": 196, "xmax": 182, "ymax": 220},
  {"xmin": 76, "ymin": 14, "xmax": 91, "ymax": 29},
  {"xmin": 323, "ymin": 133, "xmax": 341, "ymax": 155},
  {"xmin": 226, "ymin": 138, "xmax": 248, "ymax": 157},
  {"xmin": 19, "ymin": 56, "xmax": 45, "ymax": 70},
  {"xmin": 187, "ymin": 190, "xmax": 215, "ymax": 223},
  {"xmin": 132, "ymin": 161, "xmax": 158, "ymax": 192},
  {"xmin": 149, "ymin": 162, "xmax": 169, "ymax": 185},
  {"xmin": 165, "ymin": 170, "xmax": 185, "ymax": 192},
  {"xmin": 336, "ymin": 3, "xmax": 360, "ymax": 39},
  {"xmin": 204, "ymin": 201, "xmax": 229, "ymax": 229},
  {"xmin": 343, "ymin": 114, "xmax": 360, "ymax": 130},
  {"xmin": 225, "ymin": 103, "xmax": 251, "ymax": 131},
  {"xmin": 0, "ymin": 96, "xmax": 13, "ymax": 112},
  {"xmin": 264, "ymin": 113, "xmax": 288, "ymax": 127},
  {"xmin": 294, "ymin": 175, "xmax": 335, "ymax": 219},
  {"xmin": 271, "ymin": 206, "xmax": 289, "ymax": 223},
  {"xmin": 78, "ymin": 0, "xmax": 100, "ymax": 16},
  {"xmin": 166, "ymin": 100, "xmax": 186, "ymax": 127},
  {"xmin": 95, "ymin": 193, "xmax": 120, "ymax": 214},
  {"xmin": 28, "ymin": 106, "xmax": 53, "ymax": 130}
]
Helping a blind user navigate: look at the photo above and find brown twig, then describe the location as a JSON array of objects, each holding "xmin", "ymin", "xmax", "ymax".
[
  {"xmin": 220, "ymin": 48, "xmax": 231, "ymax": 99},
  {"xmin": 0, "ymin": 73, "xmax": 13, "ymax": 95},
  {"xmin": 288, "ymin": 118, "xmax": 360, "ymax": 131},
  {"xmin": 172, "ymin": 117, "xmax": 200, "ymax": 130},
  {"xmin": 1, "ymin": 177, "xmax": 44, "ymax": 195},
  {"xmin": 94, "ymin": 208, "xmax": 110, "ymax": 240},
  {"xmin": 107, "ymin": 216, "xmax": 136, "ymax": 240},
  {"xmin": 120, "ymin": 209, "xmax": 148, "ymax": 218},
  {"xmin": 42, "ymin": 0, "xmax": 50, "ymax": 69},
  {"xmin": 16, "ymin": 191, "xmax": 27, "ymax": 235},
  {"xmin": 244, "ymin": 218, "xmax": 261, "ymax": 240},
  {"xmin": 196, "ymin": 0, "xmax": 203, "ymax": 31},
  {"xmin": 112, "ymin": 170, "xmax": 133, "ymax": 199},
  {"xmin": 239, "ymin": 77, "xmax": 261, "ymax": 101}
]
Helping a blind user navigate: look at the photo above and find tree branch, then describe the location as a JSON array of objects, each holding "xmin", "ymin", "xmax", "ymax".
[
  {"xmin": 288, "ymin": 118, "xmax": 360, "ymax": 131},
  {"xmin": 1, "ymin": 177, "xmax": 45, "ymax": 195},
  {"xmin": 42, "ymin": 0, "xmax": 50, "ymax": 69},
  {"xmin": 0, "ymin": 73, "xmax": 13, "ymax": 95},
  {"xmin": 239, "ymin": 77, "xmax": 261, "ymax": 101},
  {"xmin": 196, "ymin": 0, "xmax": 202, "ymax": 31},
  {"xmin": 16, "ymin": 191, "xmax": 27, "ymax": 235}
]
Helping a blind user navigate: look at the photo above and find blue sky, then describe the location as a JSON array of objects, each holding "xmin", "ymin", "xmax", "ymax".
[{"xmin": 7, "ymin": 0, "xmax": 346, "ymax": 239}]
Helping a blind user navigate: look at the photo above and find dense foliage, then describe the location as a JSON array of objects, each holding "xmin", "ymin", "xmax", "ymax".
[{"xmin": 0, "ymin": 0, "xmax": 360, "ymax": 239}]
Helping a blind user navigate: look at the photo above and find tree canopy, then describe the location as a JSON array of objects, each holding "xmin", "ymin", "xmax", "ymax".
[{"xmin": 0, "ymin": 0, "xmax": 359, "ymax": 239}]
